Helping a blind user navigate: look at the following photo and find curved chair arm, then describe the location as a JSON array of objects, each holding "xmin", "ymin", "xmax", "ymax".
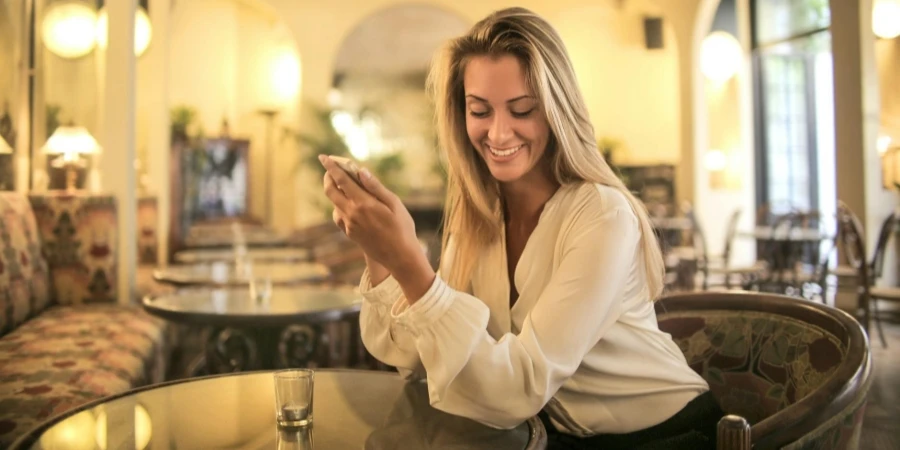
[{"xmin": 718, "ymin": 415, "xmax": 751, "ymax": 450}]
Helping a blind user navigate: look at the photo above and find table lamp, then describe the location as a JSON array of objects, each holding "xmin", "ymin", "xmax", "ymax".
[{"xmin": 41, "ymin": 126, "xmax": 101, "ymax": 191}]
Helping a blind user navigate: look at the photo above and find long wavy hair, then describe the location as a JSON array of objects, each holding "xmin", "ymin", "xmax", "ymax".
[{"xmin": 426, "ymin": 7, "xmax": 665, "ymax": 300}]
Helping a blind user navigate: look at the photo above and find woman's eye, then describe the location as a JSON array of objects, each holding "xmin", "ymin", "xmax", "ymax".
[
  {"xmin": 511, "ymin": 109, "xmax": 535, "ymax": 118},
  {"xmin": 469, "ymin": 110, "xmax": 489, "ymax": 118}
]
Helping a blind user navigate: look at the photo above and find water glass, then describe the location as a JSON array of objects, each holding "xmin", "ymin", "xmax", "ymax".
[
  {"xmin": 274, "ymin": 369, "xmax": 314, "ymax": 428},
  {"xmin": 249, "ymin": 272, "xmax": 273, "ymax": 304}
]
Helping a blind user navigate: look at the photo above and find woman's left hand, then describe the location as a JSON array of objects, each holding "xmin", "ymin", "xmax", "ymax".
[{"xmin": 319, "ymin": 155, "xmax": 434, "ymax": 299}]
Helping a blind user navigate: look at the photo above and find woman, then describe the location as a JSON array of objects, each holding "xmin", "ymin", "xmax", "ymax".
[{"xmin": 320, "ymin": 7, "xmax": 722, "ymax": 449}]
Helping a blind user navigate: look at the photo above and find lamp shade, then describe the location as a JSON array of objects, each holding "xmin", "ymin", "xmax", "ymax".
[
  {"xmin": 0, "ymin": 135, "xmax": 11, "ymax": 154},
  {"xmin": 873, "ymin": 0, "xmax": 900, "ymax": 39},
  {"xmin": 41, "ymin": 1, "xmax": 98, "ymax": 59},
  {"xmin": 701, "ymin": 31, "xmax": 742, "ymax": 83},
  {"xmin": 96, "ymin": 6, "xmax": 153, "ymax": 56},
  {"xmin": 42, "ymin": 126, "xmax": 101, "ymax": 157}
]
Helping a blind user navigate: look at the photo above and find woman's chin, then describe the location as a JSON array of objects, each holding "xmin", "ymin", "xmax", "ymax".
[{"xmin": 488, "ymin": 166, "xmax": 526, "ymax": 184}]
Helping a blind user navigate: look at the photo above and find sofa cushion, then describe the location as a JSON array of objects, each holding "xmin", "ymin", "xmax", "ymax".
[
  {"xmin": 29, "ymin": 194, "xmax": 118, "ymax": 305},
  {"xmin": 0, "ymin": 304, "xmax": 169, "ymax": 447},
  {"xmin": 0, "ymin": 193, "xmax": 52, "ymax": 337},
  {"xmin": 658, "ymin": 311, "xmax": 844, "ymax": 425}
]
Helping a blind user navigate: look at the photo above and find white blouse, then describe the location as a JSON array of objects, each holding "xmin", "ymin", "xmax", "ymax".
[{"xmin": 358, "ymin": 182, "xmax": 709, "ymax": 436}]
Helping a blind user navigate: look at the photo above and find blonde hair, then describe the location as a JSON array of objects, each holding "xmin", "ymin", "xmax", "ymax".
[{"xmin": 427, "ymin": 7, "xmax": 665, "ymax": 299}]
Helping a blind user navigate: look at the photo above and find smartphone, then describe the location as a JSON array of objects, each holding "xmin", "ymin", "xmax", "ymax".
[{"xmin": 328, "ymin": 155, "xmax": 362, "ymax": 184}]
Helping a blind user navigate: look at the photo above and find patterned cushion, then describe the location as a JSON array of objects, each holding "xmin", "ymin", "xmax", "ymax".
[
  {"xmin": 29, "ymin": 193, "xmax": 118, "ymax": 305},
  {"xmin": 0, "ymin": 304, "xmax": 169, "ymax": 448},
  {"xmin": 658, "ymin": 311, "xmax": 844, "ymax": 425},
  {"xmin": 0, "ymin": 193, "xmax": 52, "ymax": 337}
]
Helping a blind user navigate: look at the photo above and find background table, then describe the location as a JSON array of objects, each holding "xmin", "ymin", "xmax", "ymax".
[
  {"xmin": 144, "ymin": 287, "xmax": 363, "ymax": 373},
  {"xmin": 12, "ymin": 370, "xmax": 546, "ymax": 450},
  {"xmin": 174, "ymin": 247, "xmax": 311, "ymax": 264},
  {"xmin": 153, "ymin": 262, "xmax": 329, "ymax": 287}
]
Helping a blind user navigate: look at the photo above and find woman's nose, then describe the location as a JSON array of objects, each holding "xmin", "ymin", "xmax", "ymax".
[{"xmin": 488, "ymin": 113, "xmax": 513, "ymax": 144}]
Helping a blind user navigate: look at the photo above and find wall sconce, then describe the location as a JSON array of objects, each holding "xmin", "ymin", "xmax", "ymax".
[
  {"xmin": 42, "ymin": 0, "xmax": 152, "ymax": 59},
  {"xmin": 96, "ymin": 0, "xmax": 153, "ymax": 57},
  {"xmin": 41, "ymin": 1, "xmax": 98, "ymax": 59},
  {"xmin": 701, "ymin": 31, "xmax": 742, "ymax": 83},
  {"xmin": 882, "ymin": 145, "xmax": 900, "ymax": 190},
  {"xmin": 41, "ymin": 125, "xmax": 101, "ymax": 191},
  {"xmin": 873, "ymin": 0, "xmax": 900, "ymax": 39}
]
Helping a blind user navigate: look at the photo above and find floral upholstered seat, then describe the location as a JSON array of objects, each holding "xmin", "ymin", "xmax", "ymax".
[
  {"xmin": 0, "ymin": 192, "xmax": 170, "ymax": 448},
  {"xmin": 657, "ymin": 291, "xmax": 870, "ymax": 450}
]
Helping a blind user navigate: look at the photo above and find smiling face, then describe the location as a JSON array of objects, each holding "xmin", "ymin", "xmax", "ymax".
[{"xmin": 463, "ymin": 54, "xmax": 552, "ymax": 186}]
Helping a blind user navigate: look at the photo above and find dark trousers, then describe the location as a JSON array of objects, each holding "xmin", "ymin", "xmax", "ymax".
[{"xmin": 540, "ymin": 391, "xmax": 724, "ymax": 450}]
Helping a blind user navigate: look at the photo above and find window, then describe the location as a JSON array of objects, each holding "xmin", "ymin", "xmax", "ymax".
[{"xmin": 752, "ymin": 0, "xmax": 834, "ymax": 217}]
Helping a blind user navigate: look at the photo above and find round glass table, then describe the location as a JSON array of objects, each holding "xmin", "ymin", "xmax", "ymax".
[
  {"xmin": 152, "ymin": 262, "xmax": 330, "ymax": 287},
  {"xmin": 143, "ymin": 287, "xmax": 363, "ymax": 372},
  {"xmin": 11, "ymin": 370, "xmax": 546, "ymax": 450},
  {"xmin": 174, "ymin": 247, "xmax": 312, "ymax": 264}
]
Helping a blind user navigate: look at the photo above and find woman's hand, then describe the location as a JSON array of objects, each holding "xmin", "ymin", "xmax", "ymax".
[{"xmin": 320, "ymin": 155, "xmax": 434, "ymax": 301}]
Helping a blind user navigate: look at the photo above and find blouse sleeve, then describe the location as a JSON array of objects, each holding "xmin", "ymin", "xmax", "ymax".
[
  {"xmin": 358, "ymin": 269, "xmax": 424, "ymax": 380},
  {"xmin": 389, "ymin": 200, "xmax": 642, "ymax": 429}
]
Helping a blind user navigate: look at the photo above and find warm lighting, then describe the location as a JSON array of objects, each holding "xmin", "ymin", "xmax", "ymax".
[
  {"xmin": 0, "ymin": 135, "xmax": 12, "ymax": 154},
  {"xmin": 39, "ymin": 410, "xmax": 97, "ymax": 449},
  {"xmin": 96, "ymin": 5, "xmax": 153, "ymax": 56},
  {"xmin": 95, "ymin": 404, "xmax": 153, "ymax": 450},
  {"xmin": 42, "ymin": 1, "xmax": 98, "ymax": 59},
  {"xmin": 705, "ymin": 149, "xmax": 728, "ymax": 171},
  {"xmin": 878, "ymin": 135, "xmax": 893, "ymax": 155},
  {"xmin": 873, "ymin": 0, "xmax": 900, "ymax": 39},
  {"xmin": 701, "ymin": 31, "xmax": 742, "ymax": 83},
  {"xmin": 42, "ymin": 126, "xmax": 101, "ymax": 191},
  {"xmin": 270, "ymin": 47, "xmax": 301, "ymax": 102}
]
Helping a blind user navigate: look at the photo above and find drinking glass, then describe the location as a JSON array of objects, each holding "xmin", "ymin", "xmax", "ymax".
[{"xmin": 274, "ymin": 369, "xmax": 314, "ymax": 428}]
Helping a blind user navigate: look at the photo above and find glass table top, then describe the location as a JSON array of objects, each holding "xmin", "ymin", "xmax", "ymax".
[
  {"xmin": 13, "ymin": 370, "xmax": 540, "ymax": 450},
  {"xmin": 153, "ymin": 262, "xmax": 330, "ymax": 287},
  {"xmin": 143, "ymin": 286, "xmax": 362, "ymax": 326},
  {"xmin": 174, "ymin": 247, "xmax": 311, "ymax": 264}
]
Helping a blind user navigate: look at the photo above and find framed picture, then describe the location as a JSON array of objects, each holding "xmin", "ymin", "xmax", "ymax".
[{"xmin": 183, "ymin": 137, "xmax": 251, "ymax": 221}]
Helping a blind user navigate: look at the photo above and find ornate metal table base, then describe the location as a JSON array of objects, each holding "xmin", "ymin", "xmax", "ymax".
[{"xmin": 193, "ymin": 316, "xmax": 373, "ymax": 375}]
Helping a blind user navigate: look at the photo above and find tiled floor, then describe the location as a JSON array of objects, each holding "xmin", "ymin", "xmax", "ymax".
[{"xmin": 861, "ymin": 314, "xmax": 900, "ymax": 449}]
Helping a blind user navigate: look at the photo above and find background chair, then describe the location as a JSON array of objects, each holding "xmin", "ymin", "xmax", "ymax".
[
  {"xmin": 836, "ymin": 202, "xmax": 899, "ymax": 347},
  {"xmin": 656, "ymin": 290, "xmax": 871, "ymax": 449}
]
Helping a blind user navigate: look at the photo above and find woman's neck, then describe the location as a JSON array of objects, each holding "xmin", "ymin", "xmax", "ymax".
[{"xmin": 501, "ymin": 170, "xmax": 560, "ymax": 224}]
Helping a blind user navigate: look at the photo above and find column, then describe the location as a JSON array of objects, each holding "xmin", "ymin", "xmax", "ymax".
[
  {"xmin": 101, "ymin": 0, "xmax": 138, "ymax": 303},
  {"xmin": 831, "ymin": 0, "xmax": 895, "ymax": 285},
  {"xmin": 147, "ymin": 0, "xmax": 171, "ymax": 264}
]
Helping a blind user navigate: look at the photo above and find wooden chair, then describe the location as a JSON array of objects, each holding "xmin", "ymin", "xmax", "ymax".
[
  {"xmin": 656, "ymin": 291, "xmax": 871, "ymax": 450},
  {"xmin": 836, "ymin": 202, "xmax": 899, "ymax": 347},
  {"xmin": 679, "ymin": 206, "xmax": 766, "ymax": 291}
]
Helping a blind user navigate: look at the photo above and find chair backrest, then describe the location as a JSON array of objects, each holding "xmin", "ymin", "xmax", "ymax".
[
  {"xmin": 0, "ymin": 193, "xmax": 52, "ymax": 336},
  {"xmin": 721, "ymin": 209, "xmax": 742, "ymax": 264},
  {"xmin": 836, "ymin": 202, "xmax": 872, "ymax": 290},
  {"xmin": 656, "ymin": 291, "xmax": 871, "ymax": 449},
  {"xmin": 682, "ymin": 202, "xmax": 709, "ymax": 266},
  {"xmin": 870, "ymin": 209, "xmax": 898, "ymax": 282}
]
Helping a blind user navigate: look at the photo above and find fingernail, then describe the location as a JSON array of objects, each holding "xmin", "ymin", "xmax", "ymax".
[
  {"xmin": 360, "ymin": 168, "xmax": 372, "ymax": 179},
  {"xmin": 318, "ymin": 155, "xmax": 327, "ymax": 164}
]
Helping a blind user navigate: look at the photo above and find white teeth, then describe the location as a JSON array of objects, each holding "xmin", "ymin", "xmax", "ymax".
[{"xmin": 488, "ymin": 145, "xmax": 523, "ymax": 157}]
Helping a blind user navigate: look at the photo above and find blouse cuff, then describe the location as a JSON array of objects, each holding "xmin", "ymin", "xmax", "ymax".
[
  {"xmin": 359, "ymin": 268, "xmax": 402, "ymax": 306},
  {"xmin": 390, "ymin": 274, "xmax": 454, "ymax": 335}
]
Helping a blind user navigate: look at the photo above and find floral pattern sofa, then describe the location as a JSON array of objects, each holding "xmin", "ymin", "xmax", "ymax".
[{"xmin": 0, "ymin": 192, "xmax": 170, "ymax": 448}]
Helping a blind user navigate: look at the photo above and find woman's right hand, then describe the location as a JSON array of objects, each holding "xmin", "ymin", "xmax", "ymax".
[{"xmin": 334, "ymin": 207, "xmax": 390, "ymax": 285}]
